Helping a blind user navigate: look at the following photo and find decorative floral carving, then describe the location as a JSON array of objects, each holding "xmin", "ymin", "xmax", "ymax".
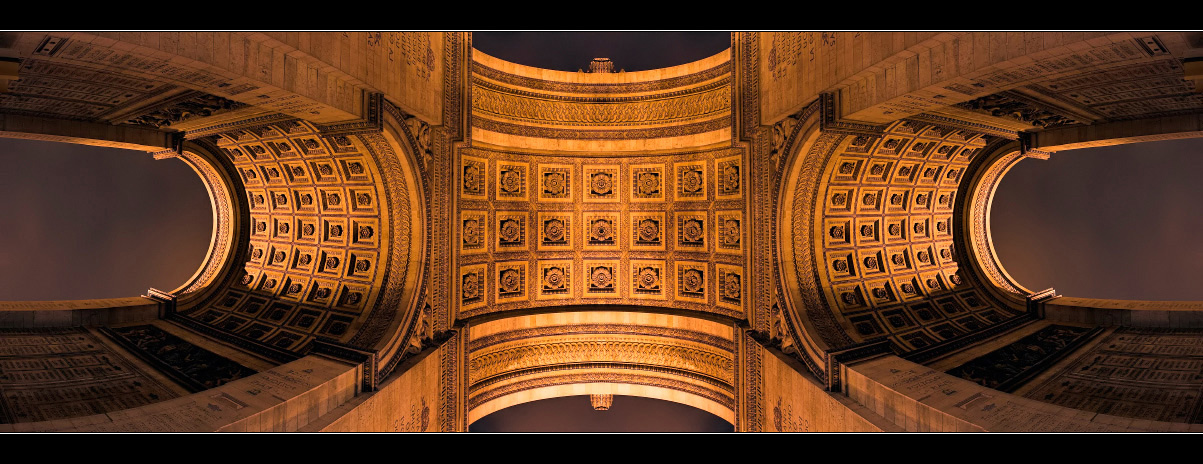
[
  {"xmin": 126, "ymin": 92, "xmax": 246, "ymax": 128},
  {"xmin": 588, "ymin": 265, "xmax": 615, "ymax": 292},
  {"xmin": 680, "ymin": 166, "xmax": 704, "ymax": 195},
  {"xmin": 542, "ymin": 172, "xmax": 566, "ymax": 195},
  {"xmin": 498, "ymin": 164, "xmax": 526, "ymax": 199},
  {"xmin": 721, "ymin": 218, "xmax": 740, "ymax": 247},
  {"xmin": 957, "ymin": 92, "xmax": 1080, "ymax": 128},
  {"xmin": 543, "ymin": 219, "xmax": 565, "ymax": 242},
  {"xmin": 637, "ymin": 218, "xmax": 661, "ymax": 244},
  {"xmin": 463, "ymin": 161, "xmax": 484, "ymax": 196},
  {"xmin": 462, "ymin": 219, "xmax": 481, "ymax": 246},
  {"xmin": 541, "ymin": 265, "xmax": 569, "ymax": 294},
  {"xmin": 717, "ymin": 157, "xmax": 741, "ymax": 197},
  {"xmin": 721, "ymin": 272, "xmax": 741, "ymax": 303},
  {"xmin": 498, "ymin": 219, "xmax": 521, "ymax": 243},
  {"xmin": 631, "ymin": 166, "xmax": 663, "ymax": 200},
  {"xmin": 683, "ymin": 268, "xmax": 702, "ymax": 293},
  {"xmin": 590, "ymin": 172, "xmax": 613, "ymax": 195},
  {"xmin": 634, "ymin": 266, "xmax": 661, "ymax": 293},
  {"xmin": 588, "ymin": 217, "xmax": 615, "ymax": 245},
  {"xmin": 499, "ymin": 268, "xmax": 522, "ymax": 295},
  {"xmin": 679, "ymin": 217, "xmax": 705, "ymax": 246}
]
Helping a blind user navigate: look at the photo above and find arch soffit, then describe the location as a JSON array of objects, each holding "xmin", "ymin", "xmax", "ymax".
[
  {"xmin": 772, "ymin": 109, "xmax": 835, "ymax": 378},
  {"xmin": 776, "ymin": 114, "xmax": 1044, "ymax": 376},
  {"xmin": 363, "ymin": 111, "xmax": 432, "ymax": 377},
  {"xmin": 170, "ymin": 120, "xmax": 427, "ymax": 366},
  {"xmin": 169, "ymin": 141, "xmax": 244, "ymax": 306},
  {"xmin": 464, "ymin": 311, "xmax": 737, "ymax": 425},
  {"xmin": 467, "ymin": 382, "xmax": 736, "ymax": 426}
]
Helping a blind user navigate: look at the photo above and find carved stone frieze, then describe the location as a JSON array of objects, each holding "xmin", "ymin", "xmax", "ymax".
[
  {"xmin": 956, "ymin": 92, "xmax": 1082, "ymax": 129},
  {"xmin": 125, "ymin": 92, "xmax": 247, "ymax": 128}
]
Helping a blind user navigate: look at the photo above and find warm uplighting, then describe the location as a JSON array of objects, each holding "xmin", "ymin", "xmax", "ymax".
[{"xmin": 590, "ymin": 394, "xmax": 614, "ymax": 411}]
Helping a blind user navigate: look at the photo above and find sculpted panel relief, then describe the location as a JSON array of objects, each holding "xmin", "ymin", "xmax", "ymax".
[
  {"xmin": 454, "ymin": 148, "xmax": 747, "ymax": 320},
  {"xmin": 186, "ymin": 122, "xmax": 399, "ymax": 354},
  {"xmin": 798, "ymin": 120, "xmax": 1027, "ymax": 353},
  {"xmin": 454, "ymin": 148, "xmax": 745, "ymax": 319}
]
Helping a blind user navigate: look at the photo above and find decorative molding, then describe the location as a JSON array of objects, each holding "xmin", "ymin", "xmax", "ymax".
[
  {"xmin": 825, "ymin": 338, "xmax": 892, "ymax": 391},
  {"xmin": 903, "ymin": 313, "xmax": 1036, "ymax": 364},
  {"xmin": 469, "ymin": 340, "xmax": 734, "ymax": 385},
  {"xmin": 946, "ymin": 324, "xmax": 1102, "ymax": 393},
  {"xmin": 124, "ymin": 91, "xmax": 247, "ymax": 129},
  {"xmin": 467, "ymin": 371, "xmax": 735, "ymax": 412},
  {"xmin": 818, "ymin": 92, "xmax": 888, "ymax": 136},
  {"xmin": 966, "ymin": 148, "xmax": 1027, "ymax": 296},
  {"xmin": 100, "ymin": 325, "xmax": 258, "ymax": 393},
  {"xmin": 313, "ymin": 92, "xmax": 384, "ymax": 136},
  {"xmin": 473, "ymin": 60, "xmax": 731, "ymax": 95},
  {"xmin": 469, "ymin": 361, "xmax": 733, "ymax": 394},
  {"xmin": 473, "ymin": 116, "xmax": 729, "ymax": 141},
  {"xmin": 906, "ymin": 112, "xmax": 1018, "ymax": 140},
  {"xmin": 184, "ymin": 113, "xmax": 298, "ymax": 140},
  {"xmin": 474, "ymin": 75, "xmax": 731, "ymax": 103},
  {"xmin": 472, "ymin": 82, "xmax": 729, "ymax": 127},
  {"xmin": 469, "ymin": 323, "xmax": 734, "ymax": 352},
  {"xmin": 174, "ymin": 148, "xmax": 236, "ymax": 298},
  {"xmin": 956, "ymin": 91, "xmax": 1083, "ymax": 129},
  {"xmin": 167, "ymin": 313, "xmax": 300, "ymax": 364}
]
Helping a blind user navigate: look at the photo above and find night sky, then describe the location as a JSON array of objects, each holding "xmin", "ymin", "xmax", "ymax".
[
  {"xmin": 469, "ymin": 395, "xmax": 733, "ymax": 432},
  {"xmin": 990, "ymin": 138, "xmax": 1203, "ymax": 301},
  {"xmin": 0, "ymin": 138, "xmax": 212, "ymax": 301}
]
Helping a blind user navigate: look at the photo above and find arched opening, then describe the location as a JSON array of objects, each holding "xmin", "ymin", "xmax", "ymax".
[
  {"xmin": 990, "ymin": 137, "xmax": 1203, "ymax": 301},
  {"xmin": 472, "ymin": 32, "xmax": 731, "ymax": 72},
  {"xmin": 469, "ymin": 394, "xmax": 733, "ymax": 432},
  {"xmin": 0, "ymin": 137, "xmax": 212, "ymax": 301}
]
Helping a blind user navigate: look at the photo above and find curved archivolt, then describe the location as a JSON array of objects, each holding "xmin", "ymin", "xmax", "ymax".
[
  {"xmin": 780, "ymin": 119, "xmax": 1027, "ymax": 360},
  {"xmin": 177, "ymin": 119, "xmax": 422, "ymax": 359},
  {"xmin": 456, "ymin": 49, "xmax": 746, "ymax": 323},
  {"xmin": 465, "ymin": 310, "xmax": 737, "ymax": 424}
]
